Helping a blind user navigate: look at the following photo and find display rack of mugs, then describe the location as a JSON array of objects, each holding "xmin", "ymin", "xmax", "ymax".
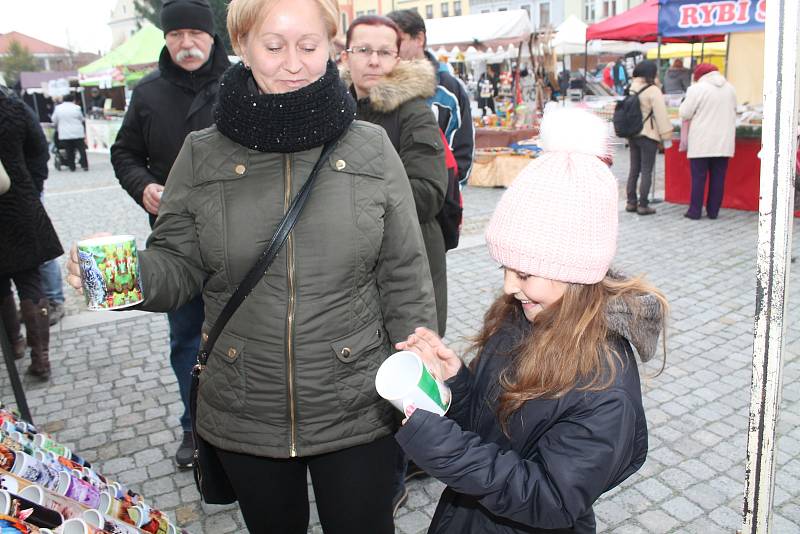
[{"xmin": 0, "ymin": 404, "xmax": 190, "ymax": 534}]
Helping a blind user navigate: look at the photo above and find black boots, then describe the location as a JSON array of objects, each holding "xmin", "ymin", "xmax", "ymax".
[
  {"xmin": 20, "ymin": 299, "xmax": 50, "ymax": 381},
  {"xmin": 0, "ymin": 295, "xmax": 26, "ymax": 360}
]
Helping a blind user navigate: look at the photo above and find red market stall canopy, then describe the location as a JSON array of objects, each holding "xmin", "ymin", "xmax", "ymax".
[
  {"xmin": 586, "ymin": 0, "xmax": 725, "ymax": 42},
  {"xmin": 658, "ymin": 0, "xmax": 766, "ymax": 38}
]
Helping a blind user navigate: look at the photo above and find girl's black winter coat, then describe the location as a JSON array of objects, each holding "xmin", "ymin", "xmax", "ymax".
[{"xmin": 396, "ymin": 315, "xmax": 649, "ymax": 533}]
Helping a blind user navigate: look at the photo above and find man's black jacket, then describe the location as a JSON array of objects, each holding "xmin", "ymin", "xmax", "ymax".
[{"xmin": 111, "ymin": 35, "xmax": 230, "ymax": 226}]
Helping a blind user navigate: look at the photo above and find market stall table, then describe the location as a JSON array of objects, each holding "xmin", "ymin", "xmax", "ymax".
[
  {"xmin": 468, "ymin": 149, "xmax": 535, "ymax": 187},
  {"xmin": 474, "ymin": 127, "xmax": 538, "ymax": 149},
  {"xmin": 664, "ymin": 137, "xmax": 800, "ymax": 217}
]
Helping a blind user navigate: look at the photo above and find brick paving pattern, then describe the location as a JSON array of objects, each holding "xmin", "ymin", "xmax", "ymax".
[{"xmin": 1, "ymin": 149, "xmax": 797, "ymax": 532}]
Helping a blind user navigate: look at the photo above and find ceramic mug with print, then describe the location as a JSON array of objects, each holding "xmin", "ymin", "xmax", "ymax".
[{"xmin": 76, "ymin": 235, "xmax": 144, "ymax": 311}]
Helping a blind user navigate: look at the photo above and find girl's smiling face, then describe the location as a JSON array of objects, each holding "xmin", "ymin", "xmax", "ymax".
[{"xmin": 503, "ymin": 268, "xmax": 568, "ymax": 321}]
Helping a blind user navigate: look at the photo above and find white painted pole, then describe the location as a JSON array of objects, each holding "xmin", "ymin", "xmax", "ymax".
[{"xmin": 743, "ymin": 0, "xmax": 800, "ymax": 531}]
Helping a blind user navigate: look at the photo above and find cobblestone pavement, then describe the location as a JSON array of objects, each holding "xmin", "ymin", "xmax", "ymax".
[{"xmin": 2, "ymin": 148, "xmax": 798, "ymax": 533}]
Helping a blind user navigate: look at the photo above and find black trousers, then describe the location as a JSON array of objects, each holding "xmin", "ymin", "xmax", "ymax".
[
  {"xmin": 215, "ymin": 435, "xmax": 397, "ymax": 534},
  {"xmin": 627, "ymin": 136, "xmax": 659, "ymax": 207},
  {"xmin": 0, "ymin": 268, "xmax": 44, "ymax": 302},
  {"xmin": 61, "ymin": 138, "xmax": 87, "ymax": 170}
]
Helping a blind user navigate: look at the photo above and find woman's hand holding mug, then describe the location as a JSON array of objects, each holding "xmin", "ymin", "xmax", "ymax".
[
  {"xmin": 395, "ymin": 327, "xmax": 462, "ymax": 382},
  {"xmin": 65, "ymin": 232, "xmax": 112, "ymax": 293}
]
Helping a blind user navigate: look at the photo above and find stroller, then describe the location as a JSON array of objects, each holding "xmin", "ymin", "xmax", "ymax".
[{"xmin": 50, "ymin": 131, "xmax": 70, "ymax": 171}]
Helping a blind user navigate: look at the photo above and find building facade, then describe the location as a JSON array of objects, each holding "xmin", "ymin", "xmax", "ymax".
[
  {"xmin": 109, "ymin": 0, "xmax": 145, "ymax": 49},
  {"xmin": 467, "ymin": 0, "xmax": 645, "ymax": 30},
  {"xmin": 339, "ymin": 0, "xmax": 471, "ymax": 31}
]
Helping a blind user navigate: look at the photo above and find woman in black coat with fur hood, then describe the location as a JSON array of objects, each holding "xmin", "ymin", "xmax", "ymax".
[
  {"xmin": 341, "ymin": 15, "xmax": 449, "ymax": 337},
  {"xmin": 0, "ymin": 88, "xmax": 63, "ymax": 380}
]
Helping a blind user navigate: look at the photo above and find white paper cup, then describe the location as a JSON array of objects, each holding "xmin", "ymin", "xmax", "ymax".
[{"xmin": 375, "ymin": 351, "xmax": 451, "ymax": 416}]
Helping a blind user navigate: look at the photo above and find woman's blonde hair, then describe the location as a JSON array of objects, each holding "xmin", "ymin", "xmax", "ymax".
[
  {"xmin": 471, "ymin": 272, "xmax": 669, "ymax": 434},
  {"xmin": 227, "ymin": 0, "xmax": 340, "ymax": 56}
]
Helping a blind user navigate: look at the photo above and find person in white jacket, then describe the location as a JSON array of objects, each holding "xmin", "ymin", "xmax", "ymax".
[
  {"xmin": 51, "ymin": 93, "xmax": 87, "ymax": 171},
  {"xmin": 679, "ymin": 63, "xmax": 737, "ymax": 219}
]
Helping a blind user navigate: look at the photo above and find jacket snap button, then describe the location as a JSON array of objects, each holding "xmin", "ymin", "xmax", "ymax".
[
  {"xmin": 201, "ymin": 333, "xmax": 208, "ymax": 342},
  {"xmin": 335, "ymin": 159, "xmax": 346, "ymax": 171},
  {"xmin": 235, "ymin": 164, "xmax": 246, "ymax": 175},
  {"xmin": 227, "ymin": 347, "xmax": 238, "ymax": 358},
  {"xmin": 341, "ymin": 347, "xmax": 351, "ymax": 358}
]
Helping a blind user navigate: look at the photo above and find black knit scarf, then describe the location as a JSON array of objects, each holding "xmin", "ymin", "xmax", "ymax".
[{"xmin": 215, "ymin": 60, "xmax": 356, "ymax": 153}]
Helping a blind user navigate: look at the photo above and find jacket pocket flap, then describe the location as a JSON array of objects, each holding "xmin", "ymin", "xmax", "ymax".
[
  {"xmin": 411, "ymin": 130, "xmax": 443, "ymax": 151},
  {"xmin": 330, "ymin": 320, "xmax": 384, "ymax": 363},
  {"xmin": 211, "ymin": 330, "xmax": 247, "ymax": 364}
]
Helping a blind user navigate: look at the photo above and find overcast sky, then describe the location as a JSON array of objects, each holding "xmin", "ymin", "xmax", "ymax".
[{"xmin": 2, "ymin": 0, "xmax": 118, "ymax": 54}]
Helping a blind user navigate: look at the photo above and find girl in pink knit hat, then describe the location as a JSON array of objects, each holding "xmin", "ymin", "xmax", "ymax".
[{"xmin": 394, "ymin": 107, "xmax": 669, "ymax": 534}]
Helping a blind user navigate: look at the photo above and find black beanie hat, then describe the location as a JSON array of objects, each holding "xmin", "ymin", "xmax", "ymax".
[{"xmin": 161, "ymin": 0, "xmax": 215, "ymax": 35}]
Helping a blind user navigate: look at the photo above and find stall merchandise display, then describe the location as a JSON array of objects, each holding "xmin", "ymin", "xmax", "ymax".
[
  {"xmin": 0, "ymin": 405, "xmax": 190, "ymax": 534},
  {"xmin": 469, "ymin": 145, "xmax": 541, "ymax": 187}
]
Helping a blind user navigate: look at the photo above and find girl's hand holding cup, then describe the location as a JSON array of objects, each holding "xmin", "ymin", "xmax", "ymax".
[{"xmin": 395, "ymin": 327, "xmax": 462, "ymax": 382}]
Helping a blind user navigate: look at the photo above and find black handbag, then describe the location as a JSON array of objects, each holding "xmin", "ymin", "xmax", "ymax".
[{"xmin": 190, "ymin": 135, "xmax": 343, "ymax": 504}]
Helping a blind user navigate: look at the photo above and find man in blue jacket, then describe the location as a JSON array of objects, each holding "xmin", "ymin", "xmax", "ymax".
[{"xmin": 387, "ymin": 9, "xmax": 475, "ymax": 187}]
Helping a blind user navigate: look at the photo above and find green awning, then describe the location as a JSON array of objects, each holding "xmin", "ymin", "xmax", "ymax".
[{"xmin": 78, "ymin": 23, "xmax": 164, "ymax": 86}]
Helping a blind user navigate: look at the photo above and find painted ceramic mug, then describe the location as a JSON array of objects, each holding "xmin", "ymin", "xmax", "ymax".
[
  {"xmin": 76, "ymin": 235, "xmax": 143, "ymax": 311},
  {"xmin": 0, "ymin": 489, "xmax": 63, "ymax": 529},
  {"xmin": 98, "ymin": 492, "xmax": 136, "ymax": 526},
  {"xmin": 11, "ymin": 452, "xmax": 59, "ymax": 491},
  {"xmin": 55, "ymin": 472, "xmax": 100, "ymax": 509},
  {"xmin": 32, "ymin": 436, "xmax": 70, "ymax": 460},
  {"xmin": 0, "ymin": 444, "xmax": 17, "ymax": 471},
  {"xmin": 19, "ymin": 485, "xmax": 84, "ymax": 521},
  {"xmin": 82, "ymin": 509, "xmax": 140, "ymax": 534},
  {"xmin": 0, "ymin": 514, "xmax": 36, "ymax": 533},
  {"xmin": 128, "ymin": 505, "xmax": 175, "ymax": 534},
  {"xmin": 375, "ymin": 351, "xmax": 452, "ymax": 416},
  {"xmin": 57, "ymin": 518, "xmax": 106, "ymax": 534}
]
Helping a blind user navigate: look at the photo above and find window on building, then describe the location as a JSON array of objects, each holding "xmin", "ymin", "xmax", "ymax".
[
  {"xmin": 539, "ymin": 1, "xmax": 550, "ymax": 25},
  {"xmin": 367, "ymin": 8, "xmax": 376, "ymax": 14},
  {"xmin": 583, "ymin": 0, "xmax": 595, "ymax": 21},
  {"xmin": 341, "ymin": 13, "xmax": 348, "ymax": 32},
  {"xmin": 602, "ymin": 0, "xmax": 617, "ymax": 17},
  {"xmin": 454, "ymin": 0, "xmax": 462, "ymax": 15},
  {"xmin": 441, "ymin": 2, "xmax": 449, "ymax": 16},
  {"xmin": 426, "ymin": 4, "xmax": 433, "ymax": 18},
  {"xmin": 356, "ymin": 10, "xmax": 364, "ymax": 17},
  {"xmin": 521, "ymin": 4, "xmax": 531, "ymax": 18},
  {"xmin": 498, "ymin": 7, "xmax": 508, "ymax": 11},
  {"xmin": 481, "ymin": 9, "xmax": 490, "ymax": 13}
]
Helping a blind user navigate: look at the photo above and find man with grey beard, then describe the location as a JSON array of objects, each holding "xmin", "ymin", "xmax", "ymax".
[{"xmin": 110, "ymin": 0, "xmax": 230, "ymax": 468}]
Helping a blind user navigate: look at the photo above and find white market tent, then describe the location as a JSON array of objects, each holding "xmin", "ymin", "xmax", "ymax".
[
  {"xmin": 425, "ymin": 10, "xmax": 533, "ymax": 50},
  {"xmin": 551, "ymin": 15, "xmax": 654, "ymax": 56}
]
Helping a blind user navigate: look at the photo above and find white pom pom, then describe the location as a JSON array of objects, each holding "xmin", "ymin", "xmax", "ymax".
[{"xmin": 539, "ymin": 107, "xmax": 611, "ymax": 159}]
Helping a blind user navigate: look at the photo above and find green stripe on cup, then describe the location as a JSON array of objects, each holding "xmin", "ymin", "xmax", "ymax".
[{"xmin": 418, "ymin": 366, "xmax": 447, "ymax": 411}]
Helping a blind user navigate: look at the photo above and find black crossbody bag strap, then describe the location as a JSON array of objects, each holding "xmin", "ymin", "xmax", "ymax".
[{"xmin": 195, "ymin": 134, "xmax": 342, "ymax": 368}]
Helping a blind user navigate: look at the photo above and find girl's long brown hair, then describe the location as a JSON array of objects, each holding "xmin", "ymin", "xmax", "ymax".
[{"xmin": 471, "ymin": 273, "xmax": 668, "ymax": 432}]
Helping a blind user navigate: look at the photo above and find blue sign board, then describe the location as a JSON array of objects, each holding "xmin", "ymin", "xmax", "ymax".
[{"xmin": 659, "ymin": 0, "xmax": 766, "ymax": 37}]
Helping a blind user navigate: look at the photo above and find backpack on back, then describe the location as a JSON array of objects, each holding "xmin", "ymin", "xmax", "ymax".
[
  {"xmin": 435, "ymin": 129, "xmax": 463, "ymax": 251},
  {"xmin": 613, "ymin": 84, "xmax": 653, "ymax": 138}
]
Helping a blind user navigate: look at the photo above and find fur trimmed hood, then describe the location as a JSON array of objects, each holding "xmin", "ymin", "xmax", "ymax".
[
  {"xmin": 341, "ymin": 58, "xmax": 437, "ymax": 113},
  {"xmin": 607, "ymin": 292, "xmax": 665, "ymax": 363}
]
